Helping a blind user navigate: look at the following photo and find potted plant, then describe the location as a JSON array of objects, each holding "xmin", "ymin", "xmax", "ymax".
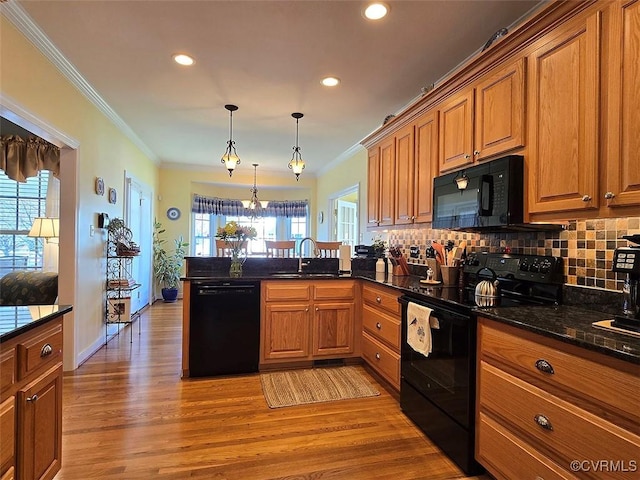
[
  {"xmin": 372, "ymin": 237, "xmax": 387, "ymax": 258},
  {"xmin": 153, "ymin": 219, "xmax": 188, "ymax": 302}
]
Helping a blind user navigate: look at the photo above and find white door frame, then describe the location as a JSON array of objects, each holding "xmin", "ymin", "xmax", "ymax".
[{"xmin": 328, "ymin": 183, "xmax": 359, "ymax": 243}]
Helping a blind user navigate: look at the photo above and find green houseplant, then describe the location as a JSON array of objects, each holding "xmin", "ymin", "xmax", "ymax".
[{"xmin": 153, "ymin": 219, "xmax": 188, "ymax": 302}]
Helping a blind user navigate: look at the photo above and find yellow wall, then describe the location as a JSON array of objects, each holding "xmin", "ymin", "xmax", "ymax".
[
  {"xmin": 1, "ymin": 17, "xmax": 158, "ymax": 368},
  {"xmin": 315, "ymin": 148, "xmax": 368, "ymax": 242},
  {"xmin": 158, "ymin": 165, "xmax": 316, "ymax": 250}
]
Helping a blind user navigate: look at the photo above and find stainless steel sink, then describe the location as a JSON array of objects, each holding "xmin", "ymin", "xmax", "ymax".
[{"xmin": 269, "ymin": 272, "xmax": 337, "ymax": 278}]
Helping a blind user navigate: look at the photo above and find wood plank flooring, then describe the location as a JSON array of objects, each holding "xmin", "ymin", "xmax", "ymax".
[{"xmin": 57, "ymin": 301, "xmax": 490, "ymax": 480}]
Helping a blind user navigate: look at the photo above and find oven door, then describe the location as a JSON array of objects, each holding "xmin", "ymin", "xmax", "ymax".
[{"xmin": 400, "ymin": 296, "xmax": 476, "ymax": 429}]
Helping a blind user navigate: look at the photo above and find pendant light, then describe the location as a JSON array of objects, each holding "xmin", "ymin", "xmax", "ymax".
[
  {"xmin": 288, "ymin": 112, "xmax": 305, "ymax": 181},
  {"xmin": 242, "ymin": 163, "xmax": 269, "ymax": 213},
  {"xmin": 221, "ymin": 104, "xmax": 240, "ymax": 176}
]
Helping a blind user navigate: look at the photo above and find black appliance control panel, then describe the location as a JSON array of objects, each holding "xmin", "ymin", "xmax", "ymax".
[
  {"xmin": 612, "ymin": 248, "xmax": 640, "ymax": 273},
  {"xmin": 464, "ymin": 252, "xmax": 563, "ymax": 284}
]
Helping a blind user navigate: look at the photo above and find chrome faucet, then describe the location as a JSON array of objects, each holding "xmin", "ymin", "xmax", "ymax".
[{"xmin": 298, "ymin": 237, "xmax": 319, "ymax": 272}]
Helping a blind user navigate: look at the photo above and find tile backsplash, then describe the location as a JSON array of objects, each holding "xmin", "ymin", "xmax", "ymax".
[{"xmin": 386, "ymin": 216, "xmax": 640, "ymax": 291}]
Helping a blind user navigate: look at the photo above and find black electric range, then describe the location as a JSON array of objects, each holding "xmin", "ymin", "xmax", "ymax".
[{"xmin": 399, "ymin": 253, "xmax": 563, "ymax": 476}]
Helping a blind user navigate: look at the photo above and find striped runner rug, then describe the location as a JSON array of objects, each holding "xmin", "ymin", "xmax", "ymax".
[{"xmin": 260, "ymin": 366, "xmax": 380, "ymax": 408}]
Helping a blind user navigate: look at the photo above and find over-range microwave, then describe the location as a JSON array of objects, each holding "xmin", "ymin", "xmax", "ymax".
[{"xmin": 432, "ymin": 155, "xmax": 525, "ymax": 231}]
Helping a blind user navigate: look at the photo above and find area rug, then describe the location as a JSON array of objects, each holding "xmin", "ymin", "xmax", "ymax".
[{"xmin": 260, "ymin": 366, "xmax": 380, "ymax": 408}]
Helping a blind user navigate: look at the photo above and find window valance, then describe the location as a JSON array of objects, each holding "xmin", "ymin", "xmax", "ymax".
[
  {"xmin": 192, "ymin": 194, "xmax": 308, "ymax": 218},
  {"xmin": 0, "ymin": 135, "xmax": 60, "ymax": 183}
]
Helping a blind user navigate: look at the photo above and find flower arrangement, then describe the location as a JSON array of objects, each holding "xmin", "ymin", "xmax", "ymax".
[
  {"xmin": 216, "ymin": 222, "xmax": 257, "ymax": 276},
  {"xmin": 372, "ymin": 237, "xmax": 387, "ymax": 258}
]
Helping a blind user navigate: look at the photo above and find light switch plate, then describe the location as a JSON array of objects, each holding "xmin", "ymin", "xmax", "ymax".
[{"xmin": 90, "ymin": 225, "xmax": 95, "ymax": 237}]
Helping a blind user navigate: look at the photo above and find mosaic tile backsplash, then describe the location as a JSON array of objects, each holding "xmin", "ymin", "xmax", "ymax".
[{"xmin": 386, "ymin": 216, "xmax": 640, "ymax": 292}]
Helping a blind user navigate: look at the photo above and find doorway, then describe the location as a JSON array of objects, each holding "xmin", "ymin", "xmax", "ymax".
[
  {"xmin": 125, "ymin": 174, "xmax": 152, "ymax": 313},
  {"xmin": 329, "ymin": 184, "xmax": 359, "ymax": 250}
]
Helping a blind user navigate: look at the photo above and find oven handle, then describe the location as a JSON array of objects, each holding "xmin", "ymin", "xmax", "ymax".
[{"xmin": 399, "ymin": 295, "xmax": 470, "ymax": 321}]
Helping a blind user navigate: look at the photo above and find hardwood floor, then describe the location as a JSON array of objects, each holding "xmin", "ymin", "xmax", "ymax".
[{"xmin": 58, "ymin": 301, "xmax": 490, "ymax": 480}]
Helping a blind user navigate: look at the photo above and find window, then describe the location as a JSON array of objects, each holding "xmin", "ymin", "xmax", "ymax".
[
  {"xmin": 0, "ymin": 170, "xmax": 49, "ymax": 274},
  {"xmin": 192, "ymin": 213, "xmax": 307, "ymax": 257}
]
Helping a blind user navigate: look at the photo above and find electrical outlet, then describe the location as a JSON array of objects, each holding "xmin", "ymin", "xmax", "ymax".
[{"xmin": 409, "ymin": 245, "xmax": 420, "ymax": 259}]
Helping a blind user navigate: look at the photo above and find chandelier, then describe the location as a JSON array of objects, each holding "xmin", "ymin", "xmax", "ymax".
[
  {"xmin": 288, "ymin": 112, "xmax": 305, "ymax": 181},
  {"xmin": 242, "ymin": 163, "xmax": 269, "ymax": 213},
  {"xmin": 221, "ymin": 104, "xmax": 240, "ymax": 176}
]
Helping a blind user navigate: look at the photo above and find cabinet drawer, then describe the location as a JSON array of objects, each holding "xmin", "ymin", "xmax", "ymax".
[
  {"xmin": 362, "ymin": 332, "xmax": 400, "ymax": 389},
  {"xmin": 477, "ymin": 412, "xmax": 578, "ymax": 480},
  {"xmin": 362, "ymin": 284, "xmax": 400, "ymax": 316},
  {"xmin": 479, "ymin": 318, "xmax": 639, "ymax": 425},
  {"xmin": 263, "ymin": 282, "xmax": 311, "ymax": 301},
  {"xmin": 362, "ymin": 304, "xmax": 400, "ymax": 350},
  {"xmin": 0, "ymin": 347, "xmax": 16, "ymax": 398},
  {"xmin": 17, "ymin": 321, "xmax": 63, "ymax": 380},
  {"xmin": 479, "ymin": 361, "xmax": 640, "ymax": 478},
  {"xmin": 314, "ymin": 280, "xmax": 355, "ymax": 300}
]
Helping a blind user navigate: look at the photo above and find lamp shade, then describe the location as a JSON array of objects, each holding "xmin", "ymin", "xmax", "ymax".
[{"xmin": 28, "ymin": 217, "xmax": 59, "ymax": 238}]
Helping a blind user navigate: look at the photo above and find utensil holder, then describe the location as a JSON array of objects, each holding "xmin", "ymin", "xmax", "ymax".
[
  {"xmin": 426, "ymin": 258, "xmax": 441, "ymax": 281},
  {"xmin": 440, "ymin": 265, "xmax": 459, "ymax": 285}
]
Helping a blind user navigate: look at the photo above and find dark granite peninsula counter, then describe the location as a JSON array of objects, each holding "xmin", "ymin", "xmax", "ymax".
[{"xmin": 0, "ymin": 304, "xmax": 73, "ymax": 342}]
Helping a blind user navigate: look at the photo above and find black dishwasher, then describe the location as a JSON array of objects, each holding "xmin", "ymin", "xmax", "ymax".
[{"xmin": 189, "ymin": 280, "xmax": 260, "ymax": 377}]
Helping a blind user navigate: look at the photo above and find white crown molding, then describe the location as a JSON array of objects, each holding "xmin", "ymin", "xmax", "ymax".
[{"xmin": 1, "ymin": 1, "xmax": 159, "ymax": 163}]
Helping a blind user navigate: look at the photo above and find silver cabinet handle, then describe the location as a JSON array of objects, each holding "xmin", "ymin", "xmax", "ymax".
[
  {"xmin": 474, "ymin": 150, "xmax": 480, "ymax": 156},
  {"xmin": 534, "ymin": 414, "xmax": 553, "ymax": 431},
  {"xmin": 464, "ymin": 154, "xmax": 471, "ymax": 159},
  {"xmin": 376, "ymin": 322, "xmax": 382, "ymax": 329},
  {"xmin": 535, "ymin": 359, "xmax": 554, "ymax": 375},
  {"xmin": 604, "ymin": 191, "xmax": 615, "ymax": 199},
  {"xmin": 375, "ymin": 353, "xmax": 381, "ymax": 360},
  {"xmin": 40, "ymin": 343, "xmax": 53, "ymax": 358},
  {"xmin": 376, "ymin": 296, "xmax": 381, "ymax": 303},
  {"xmin": 582, "ymin": 194, "xmax": 592, "ymax": 202},
  {"xmin": 26, "ymin": 394, "xmax": 39, "ymax": 403},
  {"xmin": 305, "ymin": 307, "xmax": 309, "ymax": 312},
  {"xmin": 315, "ymin": 307, "xmax": 319, "ymax": 312}
]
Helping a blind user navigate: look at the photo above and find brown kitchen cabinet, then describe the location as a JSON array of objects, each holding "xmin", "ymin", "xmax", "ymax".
[
  {"xmin": 438, "ymin": 88, "xmax": 474, "ymax": 173},
  {"xmin": 394, "ymin": 124, "xmax": 415, "ymax": 225},
  {"xmin": 603, "ymin": 0, "xmax": 640, "ymax": 209},
  {"xmin": 360, "ymin": 283, "xmax": 401, "ymax": 390},
  {"xmin": 261, "ymin": 280, "xmax": 358, "ymax": 365},
  {"xmin": 367, "ymin": 136, "xmax": 395, "ymax": 228},
  {"xmin": 527, "ymin": 12, "xmax": 601, "ymax": 215},
  {"xmin": 1, "ymin": 316, "xmax": 64, "ymax": 480},
  {"xmin": 476, "ymin": 317, "xmax": 640, "ymax": 480},
  {"xmin": 439, "ymin": 57, "xmax": 526, "ymax": 174}
]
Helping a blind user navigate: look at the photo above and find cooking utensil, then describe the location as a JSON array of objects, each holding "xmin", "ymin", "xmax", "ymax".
[{"xmin": 432, "ymin": 241, "xmax": 445, "ymax": 264}]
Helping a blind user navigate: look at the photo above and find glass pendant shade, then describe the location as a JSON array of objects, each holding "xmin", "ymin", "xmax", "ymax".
[
  {"xmin": 288, "ymin": 112, "xmax": 305, "ymax": 181},
  {"xmin": 221, "ymin": 104, "xmax": 240, "ymax": 176},
  {"xmin": 243, "ymin": 164, "xmax": 268, "ymax": 213}
]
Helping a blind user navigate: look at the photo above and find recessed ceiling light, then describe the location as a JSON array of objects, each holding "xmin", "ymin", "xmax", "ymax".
[
  {"xmin": 321, "ymin": 76, "xmax": 341, "ymax": 87},
  {"xmin": 173, "ymin": 54, "xmax": 195, "ymax": 66},
  {"xmin": 364, "ymin": 2, "xmax": 389, "ymax": 20}
]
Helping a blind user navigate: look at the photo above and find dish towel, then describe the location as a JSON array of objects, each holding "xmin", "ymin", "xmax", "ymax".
[{"xmin": 407, "ymin": 302, "xmax": 439, "ymax": 357}]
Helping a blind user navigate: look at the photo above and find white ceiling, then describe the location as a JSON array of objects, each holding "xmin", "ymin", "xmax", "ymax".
[{"xmin": 13, "ymin": 0, "xmax": 544, "ymax": 178}]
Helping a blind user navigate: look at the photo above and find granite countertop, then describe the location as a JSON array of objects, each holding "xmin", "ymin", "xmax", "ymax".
[
  {"xmin": 0, "ymin": 304, "xmax": 73, "ymax": 342},
  {"xmin": 183, "ymin": 262, "xmax": 639, "ymax": 365}
]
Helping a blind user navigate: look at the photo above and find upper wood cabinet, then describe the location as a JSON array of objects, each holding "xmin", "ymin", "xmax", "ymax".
[
  {"xmin": 604, "ymin": 0, "xmax": 640, "ymax": 209},
  {"xmin": 394, "ymin": 124, "xmax": 415, "ymax": 225},
  {"xmin": 367, "ymin": 136, "xmax": 395, "ymax": 227},
  {"xmin": 474, "ymin": 57, "xmax": 526, "ymax": 161},
  {"xmin": 413, "ymin": 110, "xmax": 439, "ymax": 223},
  {"xmin": 438, "ymin": 89, "xmax": 474, "ymax": 172},
  {"xmin": 527, "ymin": 12, "xmax": 601, "ymax": 215},
  {"xmin": 438, "ymin": 57, "xmax": 526, "ymax": 173}
]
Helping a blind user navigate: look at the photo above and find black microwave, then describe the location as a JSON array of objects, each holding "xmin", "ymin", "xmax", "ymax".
[{"xmin": 432, "ymin": 155, "xmax": 524, "ymax": 230}]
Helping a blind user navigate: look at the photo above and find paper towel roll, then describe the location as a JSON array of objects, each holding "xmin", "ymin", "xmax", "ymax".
[{"xmin": 339, "ymin": 245, "xmax": 351, "ymax": 272}]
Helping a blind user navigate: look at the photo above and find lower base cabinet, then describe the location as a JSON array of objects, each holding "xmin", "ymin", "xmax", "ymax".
[
  {"xmin": 261, "ymin": 280, "xmax": 359, "ymax": 365},
  {"xmin": 476, "ymin": 317, "xmax": 640, "ymax": 480},
  {"xmin": 1, "ymin": 317, "xmax": 64, "ymax": 480}
]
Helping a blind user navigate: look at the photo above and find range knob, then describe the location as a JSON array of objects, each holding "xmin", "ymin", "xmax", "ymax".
[
  {"xmin": 539, "ymin": 259, "xmax": 552, "ymax": 274},
  {"xmin": 529, "ymin": 261, "xmax": 540, "ymax": 273},
  {"xmin": 520, "ymin": 260, "xmax": 529, "ymax": 272}
]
